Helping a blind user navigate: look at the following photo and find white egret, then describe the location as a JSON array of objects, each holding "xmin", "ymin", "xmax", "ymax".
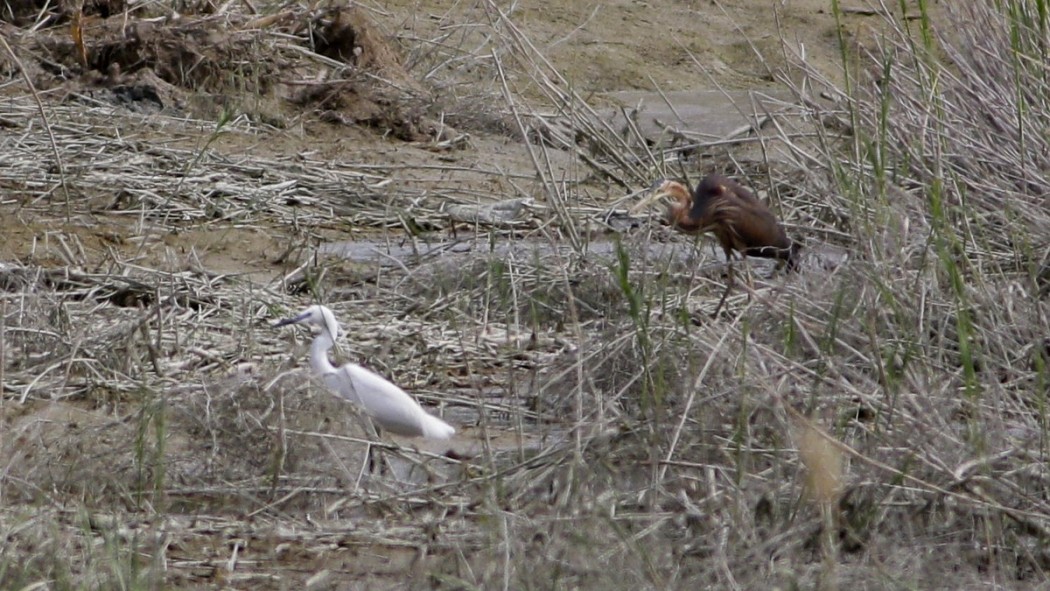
[{"xmin": 275, "ymin": 305, "xmax": 455, "ymax": 439}]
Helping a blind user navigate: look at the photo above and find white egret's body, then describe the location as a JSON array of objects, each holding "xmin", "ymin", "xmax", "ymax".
[{"xmin": 276, "ymin": 305, "xmax": 455, "ymax": 439}]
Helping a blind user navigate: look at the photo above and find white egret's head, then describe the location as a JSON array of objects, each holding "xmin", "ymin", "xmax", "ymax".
[{"xmin": 275, "ymin": 304, "xmax": 340, "ymax": 341}]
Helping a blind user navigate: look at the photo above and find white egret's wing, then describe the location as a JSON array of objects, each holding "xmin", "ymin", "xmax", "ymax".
[
  {"xmin": 334, "ymin": 363, "xmax": 454, "ymax": 439},
  {"xmin": 321, "ymin": 370, "xmax": 362, "ymax": 405}
]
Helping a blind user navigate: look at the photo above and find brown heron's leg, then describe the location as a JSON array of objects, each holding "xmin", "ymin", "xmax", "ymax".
[
  {"xmin": 712, "ymin": 250, "xmax": 735, "ymax": 318},
  {"xmin": 743, "ymin": 256, "xmax": 754, "ymax": 304}
]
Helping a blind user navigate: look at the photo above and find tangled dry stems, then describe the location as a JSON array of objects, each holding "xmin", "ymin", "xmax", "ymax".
[{"xmin": 2, "ymin": 0, "xmax": 1050, "ymax": 589}]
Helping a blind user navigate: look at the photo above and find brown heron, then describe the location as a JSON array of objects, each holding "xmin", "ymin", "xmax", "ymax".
[{"xmin": 632, "ymin": 173, "xmax": 801, "ymax": 315}]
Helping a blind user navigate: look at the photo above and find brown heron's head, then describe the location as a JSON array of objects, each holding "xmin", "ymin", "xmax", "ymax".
[
  {"xmin": 629, "ymin": 180, "xmax": 693, "ymax": 218},
  {"xmin": 692, "ymin": 174, "xmax": 735, "ymax": 207}
]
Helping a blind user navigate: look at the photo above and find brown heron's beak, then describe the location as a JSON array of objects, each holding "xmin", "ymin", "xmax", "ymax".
[
  {"xmin": 646, "ymin": 177, "xmax": 667, "ymax": 192},
  {"xmin": 628, "ymin": 179, "xmax": 675, "ymax": 216}
]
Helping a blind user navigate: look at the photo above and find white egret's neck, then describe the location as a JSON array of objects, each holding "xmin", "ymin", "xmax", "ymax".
[{"xmin": 309, "ymin": 330, "xmax": 337, "ymax": 375}]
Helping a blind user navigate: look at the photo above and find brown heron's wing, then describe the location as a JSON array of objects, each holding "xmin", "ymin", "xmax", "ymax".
[
  {"xmin": 701, "ymin": 199, "xmax": 792, "ymax": 253},
  {"xmin": 692, "ymin": 198, "xmax": 744, "ymax": 253},
  {"xmin": 724, "ymin": 181, "xmax": 764, "ymax": 204},
  {"xmin": 734, "ymin": 200, "xmax": 795, "ymax": 259}
]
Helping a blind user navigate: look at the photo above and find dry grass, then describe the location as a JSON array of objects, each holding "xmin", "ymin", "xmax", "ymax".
[{"xmin": 2, "ymin": 0, "xmax": 1050, "ymax": 589}]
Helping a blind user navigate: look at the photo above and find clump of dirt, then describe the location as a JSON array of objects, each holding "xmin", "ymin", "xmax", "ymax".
[
  {"xmin": 311, "ymin": 6, "xmax": 407, "ymax": 77},
  {"xmin": 7, "ymin": 2, "xmax": 448, "ymax": 139},
  {"xmin": 15, "ymin": 15, "xmax": 283, "ymax": 115},
  {"xmin": 292, "ymin": 6, "xmax": 446, "ymax": 140},
  {"xmin": 1, "ymin": 0, "xmax": 126, "ymax": 27},
  {"xmin": 1, "ymin": 0, "xmax": 47, "ymax": 26}
]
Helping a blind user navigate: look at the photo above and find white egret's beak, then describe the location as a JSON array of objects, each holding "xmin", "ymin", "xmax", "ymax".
[
  {"xmin": 273, "ymin": 311, "xmax": 310, "ymax": 328},
  {"xmin": 274, "ymin": 306, "xmax": 341, "ymax": 351}
]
